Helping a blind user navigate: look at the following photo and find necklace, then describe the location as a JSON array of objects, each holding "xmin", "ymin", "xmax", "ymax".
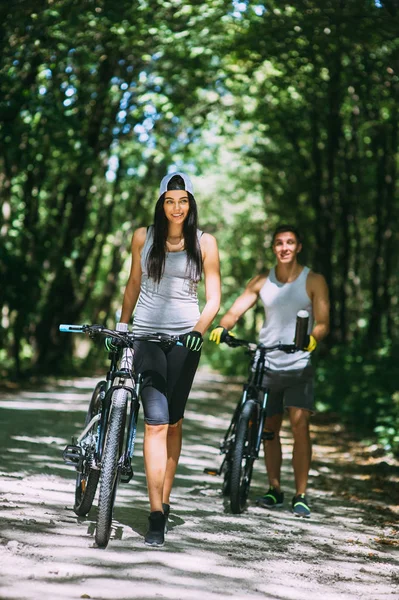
[{"xmin": 166, "ymin": 236, "xmax": 184, "ymax": 252}]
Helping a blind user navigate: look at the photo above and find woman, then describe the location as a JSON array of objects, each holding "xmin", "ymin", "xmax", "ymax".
[{"xmin": 118, "ymin": 171, "xmax": 220, "ymax": 547}]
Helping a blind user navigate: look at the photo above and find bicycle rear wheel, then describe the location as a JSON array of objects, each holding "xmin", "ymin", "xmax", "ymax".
[
  {"xmin": 222, "ymin": 458, "xmax": 232, "ymax": 496},
  {"xmin": 230, "ymin": 399, "xmax": 258, "ymax": 514},
  {"xmin": 74, "ymin": 381, "xmax": 105, "ymax": 517},
  {"xmin": 95, "ymin": 388, "xmax": 128, "ymax": 548}
]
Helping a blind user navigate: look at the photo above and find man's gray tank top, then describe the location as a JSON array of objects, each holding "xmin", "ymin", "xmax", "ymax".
[
  {"xmin": 132, "ymin": 226, "xmax": 201, "ymax": 336},
  {"xmin": 259, "ymin": 266, "xmax": 314, "ymax": 370}
]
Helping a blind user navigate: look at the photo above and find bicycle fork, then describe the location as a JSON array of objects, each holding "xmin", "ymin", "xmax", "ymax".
[
  {"xmin": 204, "ymin": 385, "xmax": 253, "ymax": 477},
  {"xmin": 251, "ymin": 388, "xmax": 274, "ymax": 460},
  {"xmin": 119, "ymin": 376, "xmax": 141, "ymax": 483}
]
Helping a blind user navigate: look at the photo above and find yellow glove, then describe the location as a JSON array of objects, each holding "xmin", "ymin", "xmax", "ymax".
[
  {"xmin": 304, "ymin": 335, "xmax": 317, "ymax": 352},
  {"xmin": 209, "ymin": 326, "xmax": 234, "ymax": 345}
]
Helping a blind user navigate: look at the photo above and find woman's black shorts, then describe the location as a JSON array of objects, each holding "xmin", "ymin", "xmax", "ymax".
[{"xmin": 133, "ymin": 340, "xmax": 201, "ymax": 426}]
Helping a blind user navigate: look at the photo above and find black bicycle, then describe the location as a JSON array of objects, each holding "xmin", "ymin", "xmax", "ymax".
[
  {"xmin": 60, "ymin": 323, "xmax": 181, "ymax": 548},
  {"xmin": 205, "ymin": 311, "xmax": 309, "ymax": 514}
]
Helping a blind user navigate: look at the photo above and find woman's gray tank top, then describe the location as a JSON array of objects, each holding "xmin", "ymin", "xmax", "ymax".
[
  {"xmin": 132, "ymin": 226, "xmax": 201, "ymax": 336},
  {"xmin": 258, "ymin": 266, "xmax": 313, "ymax": 370}
]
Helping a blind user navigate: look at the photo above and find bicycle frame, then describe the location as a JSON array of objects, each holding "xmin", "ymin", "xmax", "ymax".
[
  {"xmin": 62, "ymin": 324, "xmax": 181, "ymax": 475},
  {"xmin": 248, "ymin": 346, "xmax": 279, "ymax": 457},
  {"xmin": 97, "ymin": 350, "xmax": 142, "ymax": 481},
  {"xmin": 60, "ymin": 323, "xmax": 183, "ymax": 543},
  {"xmin": 206, "ymin": 312, "xmax": 310, "ymax": 512},
  {"xmin": 221, "ymin": 347, "xmax": 271, "ymax": 461},
  {"xmin": 125, "ymin": 374, "xmax": 142, "ymax": 462},
  {"xmin": 213, "ymin": 337, "xmax": 302, "ymax": 477}
]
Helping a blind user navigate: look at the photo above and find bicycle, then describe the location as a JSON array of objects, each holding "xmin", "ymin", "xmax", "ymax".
[
  {"xmin": 205, "ymin": 311, "xmax": 309, "ymax": 514},
  {"xmin": 60, "ymin": 323, "xmax": 181, "ymax": 548}
]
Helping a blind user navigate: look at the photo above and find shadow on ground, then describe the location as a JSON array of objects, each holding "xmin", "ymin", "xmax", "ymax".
[{"xmin": 0, "ymin": 369, "xmax": 398, "ymax": 600}]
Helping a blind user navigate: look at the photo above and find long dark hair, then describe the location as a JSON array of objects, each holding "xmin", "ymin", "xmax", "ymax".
[{"xmin": 147, "ymin": 177, "xmax": 202, "ymax": 283}]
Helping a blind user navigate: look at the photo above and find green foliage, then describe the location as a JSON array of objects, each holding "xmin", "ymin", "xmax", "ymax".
[
  {"xmin": 218, "ymin": 0, "xmax": 399, "ymax": 345},
  {"xmin": 1, "ymin": 1, "xmax": 399, "ymax": 456},
  {"xmin": 0, "ymin": 0, "xmax": 233, "ymax": 373},
  {"xmin": 314, "ymin": 342, "xmax": 399, "ymax": 455}
]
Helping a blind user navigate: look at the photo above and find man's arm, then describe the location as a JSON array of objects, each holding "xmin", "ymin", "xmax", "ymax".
[
  {"xmin": 119, "ymin": 227, "xmax": 146, "ymax": 324},
  {"xmin": 307, "ymin": 272, "xmax": 330, "ymax": 342},
  {"xmin": 219, "ymin": 273, "xmax": 268, "ymax": 330}
]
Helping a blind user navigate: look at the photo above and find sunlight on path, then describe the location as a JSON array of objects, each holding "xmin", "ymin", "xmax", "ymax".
[{"xmin": 0, "ymin": 368, "xmax": 398, "ymax": 600}]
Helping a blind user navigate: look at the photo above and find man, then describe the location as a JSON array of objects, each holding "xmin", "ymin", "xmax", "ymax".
[{"xmin": 210, "ymin": 225, "xmax": 330, "ymax": 518}]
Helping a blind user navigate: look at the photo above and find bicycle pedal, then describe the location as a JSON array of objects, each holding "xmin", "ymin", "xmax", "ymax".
[
  {"xmin": 62, "ymin": 444, "xmax": 83, "ymax": 468},
  {"xmin": 261, "ymin": 430, "xmax": 275, "ymax": 441},
  {"xmin": 204, "ymin": 467, "xmax": 220, "ymax": 476},
  {"xmin": 120, "ymin": 465, "xmax": 134, "ymax": 483}
]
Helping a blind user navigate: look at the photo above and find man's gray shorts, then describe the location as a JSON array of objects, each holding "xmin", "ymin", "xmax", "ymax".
[{"xmin": 262, "ymin": 365, "xmax": 315, "ymax": 417}]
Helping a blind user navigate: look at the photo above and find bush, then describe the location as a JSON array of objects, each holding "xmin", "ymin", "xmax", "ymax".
[
  {"xmin": 205, "ymin": 337, "xmax": 399, "ymax": 457},
  {"xmin": 314, "ymin": 342, "xmax": 399, "ymax": 456}
]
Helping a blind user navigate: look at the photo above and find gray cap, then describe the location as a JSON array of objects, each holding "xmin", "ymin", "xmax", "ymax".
[{"xmin": 159, "ymin": 171, "xmax": 194, "ymax": 196}]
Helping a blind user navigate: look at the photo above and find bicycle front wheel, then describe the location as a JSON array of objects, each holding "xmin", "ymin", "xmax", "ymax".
[
  {"xmin": 230, "ymin": 399, "xmax": 258, "ymax": 514},
  {"xmin": 74, "ymin": 381, "xmax": 105, "ymax": 517},
  {"xmin": 95, "ymin": 388, "xmax": 128, "ymax": 548}
]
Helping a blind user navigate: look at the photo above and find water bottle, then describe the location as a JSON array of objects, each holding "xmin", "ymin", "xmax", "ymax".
[{"xmin": 294, "ymin": 310, "xmax": 309, "ymax": 349}]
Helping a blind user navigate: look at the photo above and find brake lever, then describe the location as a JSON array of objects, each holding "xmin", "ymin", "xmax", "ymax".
[
  {"xmin": 224, "ymin": 335, "xmax": 239, "ymax": 347},
  {"xmin": 87, "ymin": 324, "xmax": 105, "ymax": 339}
]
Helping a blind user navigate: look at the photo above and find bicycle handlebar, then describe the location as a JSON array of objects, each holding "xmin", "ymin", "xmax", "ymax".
[
  {"xmin": 224, "ymin": 337, "xmax": 297, "ymax": 353},
  {"xmin": 59, "ymin": 324, "xmax": 87, "ymax": 333},
  {"xmin": 59, "ymin": 324, "xmax": 182, "ymax": 346},
  {"xmin": 222, "ymin": 311, "xmax": 310, "ymax": 353}
]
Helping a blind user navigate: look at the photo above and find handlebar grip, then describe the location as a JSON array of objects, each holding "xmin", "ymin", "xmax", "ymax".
[
  {"xmin": 294, "ymin": 310, "xmax": 309, "ymax": 349},
  {"xmin": 224, "ymin": 334, "xmax": 241, "ymax": 348},
  {"xmin": 59, "ymin": 324, "xmax": 84, "ymax": 333}
]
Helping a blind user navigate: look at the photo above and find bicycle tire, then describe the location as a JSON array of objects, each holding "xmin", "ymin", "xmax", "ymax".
[
  {"xmin": 220, "ymin": 404, "xmax": 241, "ymax": 496},
  {"xmin": 95, "ymin": 387, "xmax": 128, "ymax": 548},
  {"xmin": 230, "ymin": 399, "xmax": 258, "ymax": 514},
  {"xmin": 73, "ymin": 381, "xmax": 105, "ymax": 517},
  {"xmin": 222, "ymin": 459, "xmax": 232, "ymax": 496},
  {"xmin": 221, "ymin": 420, "xmax": 236, "ymax": 496}
]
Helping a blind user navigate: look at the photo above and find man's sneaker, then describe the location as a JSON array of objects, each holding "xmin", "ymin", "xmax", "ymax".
[
  {"xmin": 292, "ymin": 494, "xmax": 311, "ymax": 518},
  {"xmin": 162, "ymin": 503, "xmax": 170, "ymax": 534},
  {"xmin": 144, "ymin": 511, "xmax": 165, "ymax": 547},
  {"xmin": 257, "ymin": 487, "xmax": 284, "ymax": 509}
]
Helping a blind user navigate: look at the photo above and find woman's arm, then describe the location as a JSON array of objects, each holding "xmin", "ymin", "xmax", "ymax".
[
  {"xmin": 119, "ymin": 227, "xmax": 146, "ymax": 324},
  {"xmin": 192, "ymin": 233, "xmax": 221, "ymax": 335}
]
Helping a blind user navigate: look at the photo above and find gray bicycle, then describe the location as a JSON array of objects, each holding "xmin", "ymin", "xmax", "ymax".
[{"xmin": 60, "ymin": 324, "xmax": 181, "ymax": 547}]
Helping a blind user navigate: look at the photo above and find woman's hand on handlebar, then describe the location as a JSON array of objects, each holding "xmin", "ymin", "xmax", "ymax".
[{"xmin": 180, "ymin": 330, "xmax": 203, "ymax": 351}]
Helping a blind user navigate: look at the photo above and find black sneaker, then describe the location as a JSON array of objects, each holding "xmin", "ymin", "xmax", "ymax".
[
  {"xmin": 257, "ymin": 487, "xmax": 284, "ymax": 508},
  {"xmin": 144, "ymin": 511, "xmax": 165, "ymax": 547},
  {"xmin": 162, "ymin": 503, "xmax": 170, "ymax": 534},
  {"xmin": 292, "ymin": 494, "xmax": 311, "ymax": 518}
]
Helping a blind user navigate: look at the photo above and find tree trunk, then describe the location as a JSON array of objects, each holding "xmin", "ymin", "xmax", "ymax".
[
  {"xmin": 368, "ymin": 130, "xmax": 387, "ymax": 346},
  {"xmin": 382, "ymin": 117, "xmax": 397, "ymax": 341}
]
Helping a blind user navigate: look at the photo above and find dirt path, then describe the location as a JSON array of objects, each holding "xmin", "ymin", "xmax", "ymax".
[{"xmin": 0, "ymin": 368, "xmax": 398, "ymax": 600}]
